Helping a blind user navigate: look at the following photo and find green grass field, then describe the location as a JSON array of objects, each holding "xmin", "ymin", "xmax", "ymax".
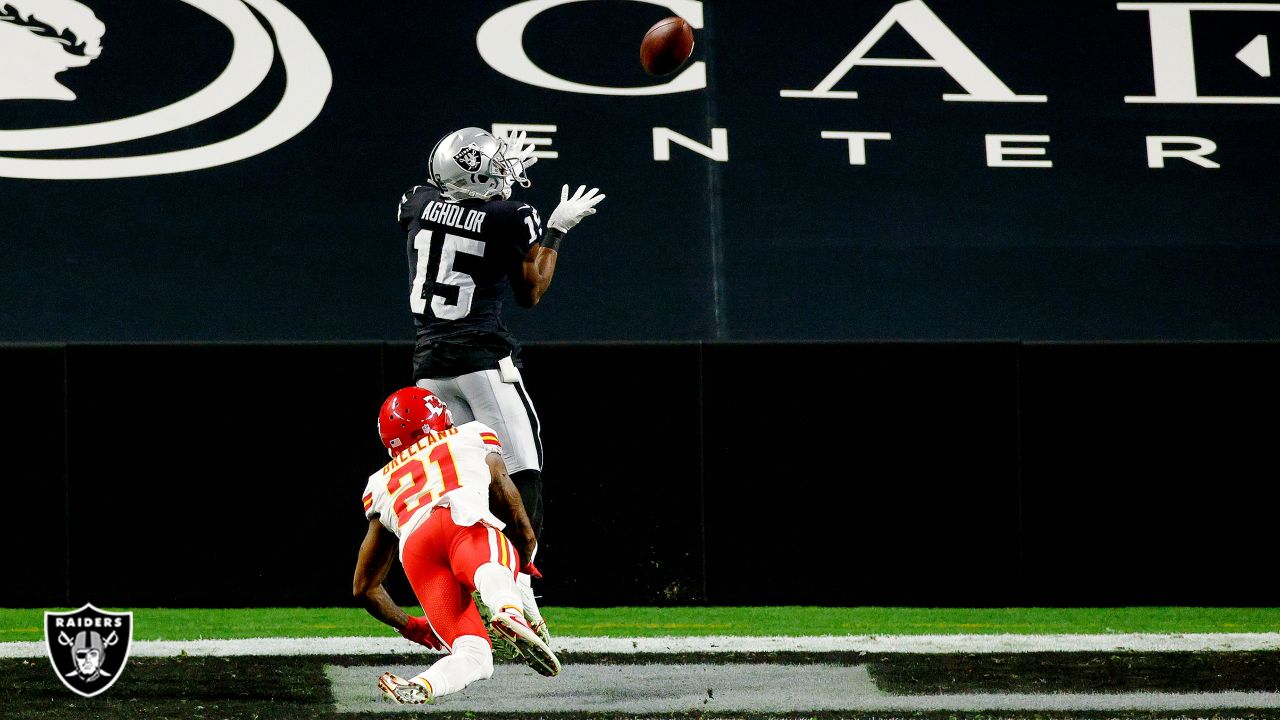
[{"xmin": 2, "ymin": 606, "xmax": 1277, "ymax": 642}]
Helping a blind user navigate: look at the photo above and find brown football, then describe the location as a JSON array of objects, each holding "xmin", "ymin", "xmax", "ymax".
[{"xmin": 640, "ymin": 16, "xmax": 694, "ymax": 76}]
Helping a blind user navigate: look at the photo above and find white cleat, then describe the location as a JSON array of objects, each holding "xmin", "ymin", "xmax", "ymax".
[
  {"xmin": 378, "ymin": 671, "xmax": 432, "ymax": 705},
  {"xmin": 489, "ymin": 609, "xmax": 562, "ymax": 678}
]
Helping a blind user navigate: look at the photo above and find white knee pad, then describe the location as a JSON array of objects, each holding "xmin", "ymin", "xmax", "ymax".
[{"xmin": 452, "ymin": 634, "xmax": 493, "ymax": 680}]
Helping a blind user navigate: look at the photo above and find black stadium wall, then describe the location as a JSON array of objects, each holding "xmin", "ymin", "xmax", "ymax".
[
  {"xmin": 2, "ymin": 0, "xmax": 1279, "ymax": 608},
  {"xmin": 3, "ymin": 341, "xmax": 1278, "ymax": 608}
]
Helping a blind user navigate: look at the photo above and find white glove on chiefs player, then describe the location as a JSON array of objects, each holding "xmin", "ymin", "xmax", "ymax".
[
  {"xmin": 548, "ymin": 185, "xmax": 606, "ymax": 233},
  {"xmin": 501, "ymin": 129, "xmax": 539, "ymax": 176}
]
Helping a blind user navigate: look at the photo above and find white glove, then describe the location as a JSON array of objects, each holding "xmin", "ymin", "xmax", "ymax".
[
  {"xmin": 547, "ymin": 185, "xmax": 605, "ymax": 233},
  {"xmin": 501, "ymin": 129, "xmax": 539, "ymax": 176}
]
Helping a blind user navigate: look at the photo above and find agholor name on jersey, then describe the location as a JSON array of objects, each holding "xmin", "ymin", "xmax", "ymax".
[{"xmin": 420, "ymin": 200, "xmax": 487, "ymax": 234}]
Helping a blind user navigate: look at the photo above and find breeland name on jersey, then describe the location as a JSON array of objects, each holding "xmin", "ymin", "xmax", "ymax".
[{"xmin": 399, "ymin": 185, "xmax": 544, "ymax": 379}]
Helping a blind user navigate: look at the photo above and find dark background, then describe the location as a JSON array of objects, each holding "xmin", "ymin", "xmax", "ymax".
[
  {"xmin": 3, "ymin": 0, "xmax": 1280, "ymax": 341},
  {"xmin": 3, "ymin": 341, "xmax": 1277, "ymax": 608},
  {"xmin": 2, "ymin": 1, "xmax": 1278, "ymax": 608}
]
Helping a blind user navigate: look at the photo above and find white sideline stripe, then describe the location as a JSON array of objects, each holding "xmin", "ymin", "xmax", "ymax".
[
  {"xmin": 3, "ymin": 632, "xmax": 1280, "ymax": 658},
  {"xmin": 328, "ymin": 663, "xmax": 1280, "ymax": 714}
]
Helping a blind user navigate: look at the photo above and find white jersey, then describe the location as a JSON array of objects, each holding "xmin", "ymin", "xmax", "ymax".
[{"xmin": 362, "ymin": 421, "xmax": 506, "ymax": 550}]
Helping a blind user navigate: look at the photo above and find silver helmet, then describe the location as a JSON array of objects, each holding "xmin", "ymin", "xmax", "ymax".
[{"xmin": 428, "ymin": 127, "xmax": 530, "ymax": 201}]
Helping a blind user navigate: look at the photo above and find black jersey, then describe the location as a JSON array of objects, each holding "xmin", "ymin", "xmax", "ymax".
[{"xmin": 398, "ymin": 185, "xmax": 544, "ymax": 379}]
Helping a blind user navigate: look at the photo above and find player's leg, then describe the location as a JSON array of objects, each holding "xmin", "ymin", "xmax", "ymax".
[
  {"xmin": 511, "ymin": 468, "xmax": 544, "ymax": 538},
  {"xmin": 391, "ymin": 510, "xmax": 497, "ymax": 703},
  {"xmin": 491, "ymin": 465, "xmax": 548, "ymax": 642},
  {"xmin": 451, "ymin": 369, "xmax": 549, "ymax": 634},
  {"xmin": 449, "ymin": 518, "xmax": 561, "ymax": 677},
  {"xmin": 451, "ymin": 369, "xmax": 542, "ymax": 476},
  {"xmin": 509, "ymin": 468, "xmax": 549, "ymax": 641},
  {"xmin": 415, "ymin": 376, "xmax": 477, "ymax": 425}
]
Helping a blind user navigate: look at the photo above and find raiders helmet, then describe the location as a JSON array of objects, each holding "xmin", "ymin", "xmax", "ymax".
[
  {"xmin": 428, "ymin": 127, "xmax": 530, "ymax": 201},
  {"xmin": 378, "ymin": 387, "xmax": 454, "ymax": 455}
]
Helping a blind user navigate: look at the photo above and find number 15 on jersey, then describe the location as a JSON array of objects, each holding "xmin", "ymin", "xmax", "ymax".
[{"xmin": 410, "ymin": 230, "xmax": 486, "ymax": 320}]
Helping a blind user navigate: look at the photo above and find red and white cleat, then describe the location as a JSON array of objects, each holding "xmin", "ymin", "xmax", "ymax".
[
  {"xmin": 531, "ymin": 618, "xmax": 552, "ymax": 647},
  {"xmin": 489, "ymin": 608, "xmax": 561, "ymax": 678},
  {"xmin": 378, "ymin": 671, "xmax": 432, "ymax": 705}
]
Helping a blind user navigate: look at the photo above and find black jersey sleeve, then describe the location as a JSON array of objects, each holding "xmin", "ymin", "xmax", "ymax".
[
  {"xmin": 485, "ymin": 200, "xmax": 544, "ymax": 270},
  {"xmin": 398, "ymin": 185, "xmax": 434, "ymax": 231}
]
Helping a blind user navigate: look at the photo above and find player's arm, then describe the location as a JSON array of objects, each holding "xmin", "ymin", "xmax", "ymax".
[
  {"xmin": 353, "ymin": 520, "xmax": 441, "ymax": 649},
  {"xmin": 487, "ymin": 453, "xmax": 538, "ymax": 563},
  {"xmin": 513, "ymin": 244, "xmax": 558, "ymax": 308},
  {"xmin": 511, "ymin": 185, "xmax": 605, "ymax": 308},
  {"xmin": 352, "ymin": 518, "xmax": 410, "ymax": 631}
]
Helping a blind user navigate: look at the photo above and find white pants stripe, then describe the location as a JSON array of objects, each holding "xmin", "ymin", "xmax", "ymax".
[{"xmin": 487, "ymin": 527, "xmax": 500, "ymax": 565}]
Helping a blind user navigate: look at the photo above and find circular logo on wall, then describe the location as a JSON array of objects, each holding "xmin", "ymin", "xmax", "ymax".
[{"xmin": 0, "ymin": 0, "xmax": 331, "ymax": 180}]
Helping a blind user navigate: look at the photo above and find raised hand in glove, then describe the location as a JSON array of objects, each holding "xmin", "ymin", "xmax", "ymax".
[
  {"xmin": 399, "ymin": 615, "xmax": 442, "ymax": 650},
  {"xmin": 547, "ymin": 185, "xmax": 605, "ymax": 234},
  {"xmin": 501, "ymin": 129, "xmax": 539, "ymax": 176}
]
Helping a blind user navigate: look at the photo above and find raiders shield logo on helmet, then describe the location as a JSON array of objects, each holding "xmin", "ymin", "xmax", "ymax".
[
  {"xmin": 453, "ymin": 145, "xmax": 483, "ymax": 173},
  {"xmin": 45, "ymin": 604, "xmax": 132, "ymax": 697}
]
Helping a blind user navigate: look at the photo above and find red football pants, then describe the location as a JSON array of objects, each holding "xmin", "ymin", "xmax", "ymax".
[{"xmin": 400, "ymin": 506, "xmax": 522, "ymax": 649}]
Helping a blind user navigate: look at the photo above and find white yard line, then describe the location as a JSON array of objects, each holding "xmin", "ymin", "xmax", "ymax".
[
  {"xmin": 2, "ymin": 632, "xmax": 1279, "ymax": 658},
  {"xmin": 552, "ymin": 633, "xmax": 1280, "ymax": 654},
  {"xmin": 328, "ymin": 663, "xmax": 1280, "ymax": 714}
]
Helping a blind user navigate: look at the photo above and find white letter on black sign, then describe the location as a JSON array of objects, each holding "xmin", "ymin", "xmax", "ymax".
[
  {"xmin": 986, "ymin": 134, "xmax": 1052, "ymax": 168},
  {"xmin": 653, "ymin": 128, "xmax": 728, "ymax": 161},
  {"xmin": 821, "ymin": 131, "xmax": 893, "ymax": 165},
  {"xmin": 492, "ymin": 123, "xmax": 559, "ymax": 159},
  {"xmin": 1146, "ymin": 136, "xmax": 1221, "ymax": 168},
  {"xmin": 780, "ymin": 0, "xmax": 1046, "ymax": 102},
  {"xmin": 1120, "ymin": 2, "xmax": 1280, "ymax": 104}
]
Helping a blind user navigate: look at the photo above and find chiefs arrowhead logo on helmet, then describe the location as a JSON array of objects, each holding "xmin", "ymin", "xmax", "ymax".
[{"xmin": 378, "ymin": 387, "xmax": 454, "ymax": 454}]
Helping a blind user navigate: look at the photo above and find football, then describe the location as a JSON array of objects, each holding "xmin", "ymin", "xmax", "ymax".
[{"xmin": 640, "ymin": 16, "xmax": 695, "ymax": 76}]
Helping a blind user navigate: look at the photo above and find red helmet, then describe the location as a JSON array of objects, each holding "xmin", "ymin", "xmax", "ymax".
[{"xmin": 377, "ymin": 387, "xmax": 453, "ymax": 453}]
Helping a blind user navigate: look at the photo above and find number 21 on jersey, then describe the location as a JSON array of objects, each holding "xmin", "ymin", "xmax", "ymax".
[
  {"xmin": 410, "ymin": 230, "xmax": 486, "ymax": 320},
  {"xmin": 385, "ymin": 444, "xmax": 461, "ymax": 526}
]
